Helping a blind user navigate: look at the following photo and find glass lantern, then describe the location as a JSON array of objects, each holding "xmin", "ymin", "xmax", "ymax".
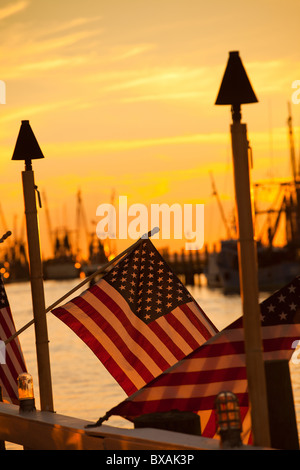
[
  {"xmin": 18, "ymin": 372, "xmax": 36, "ymax": 413},
  {"xmin": 215, "ymin": 391, "xmax": 242, "ymax": 448}
]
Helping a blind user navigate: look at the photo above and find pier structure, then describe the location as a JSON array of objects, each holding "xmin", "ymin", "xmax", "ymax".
[{"xmin": 161, "ymin": 248, "xmax": 207, "ymax": 286}]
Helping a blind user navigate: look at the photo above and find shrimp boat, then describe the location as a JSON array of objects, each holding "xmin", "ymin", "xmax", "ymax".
[{"xmin": 43, "ymin": 232, "xmax": 81, "ymax": 280}]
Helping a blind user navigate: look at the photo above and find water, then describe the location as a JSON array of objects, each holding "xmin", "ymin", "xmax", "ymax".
[{"xmin": 3, "ymin": 278, "xmax": 300, "ymax": 449}]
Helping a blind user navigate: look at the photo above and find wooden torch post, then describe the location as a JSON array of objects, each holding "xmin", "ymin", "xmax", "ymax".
[
  {"xmin": 215, "ymin": 52, "xmax": 270, "ymax": 447},
  {"xmin": 12, "ymin": 120, "xmax": 54, "ymax": 412}
]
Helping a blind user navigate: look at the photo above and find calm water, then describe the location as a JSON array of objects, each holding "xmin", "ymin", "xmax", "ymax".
[{"xmin": 3, "ymin": 278, "xmax": 300, "ymax": 449}]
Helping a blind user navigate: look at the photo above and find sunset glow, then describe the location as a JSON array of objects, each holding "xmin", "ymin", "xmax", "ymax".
[{"xmin": 0, "ymin": 0, "xmax": 299, "ymax": 258}]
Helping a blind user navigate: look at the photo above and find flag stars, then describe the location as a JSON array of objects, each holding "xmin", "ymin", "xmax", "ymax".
[
  {"xmin": 278, "ymin": 294, "xmax": 286, "ymax": 303},
  {"xmin": 289, "ymin": 302, "xmax": 297, "ymax": 311},
  {"xmin": 267, "ymin": 304, "xmax": 275, "ymax": 313},
  {"xmin": 107, "ymin": 239, "xmax": 192, "ymax": 324},
  {"xmin": 289, "ymin": 285, "xmax": 296, "ymax": 293},
  {"xmin": 279, "ymin": 312, "xmax": 287, "ymax": 320}
]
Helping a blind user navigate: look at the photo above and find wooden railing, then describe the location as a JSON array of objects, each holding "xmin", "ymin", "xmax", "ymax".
[{"xmin": 0, "ymin": 402, "xmax": 261, "ymax": 450}]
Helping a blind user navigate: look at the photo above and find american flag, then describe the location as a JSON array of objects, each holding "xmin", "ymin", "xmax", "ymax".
[
  {"xmin": 96, "ymin": 275, "xmax": 300, "ymax": 444},
  {"xmin": 0, "ymin": 278, "xmax": 27, "ymax": 404},
  {"xmin": 52, "ymin": 238, "xmax": 218, "ymax": 396}
]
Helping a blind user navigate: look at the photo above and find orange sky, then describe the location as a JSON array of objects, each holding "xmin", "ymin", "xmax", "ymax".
[{"xmin": 0, "ymin": 0, "xmax": 300, "ymax": 258}]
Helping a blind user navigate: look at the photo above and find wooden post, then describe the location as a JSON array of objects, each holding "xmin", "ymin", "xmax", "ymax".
[
  {"xmin": 230, "ymin": 120, "xmax": 270, "ymax": 447},
  {"xmin": 22, "ymin": 169, "xmax": 54, "ymax": 412},
  {"xmin": 265, "ymin": 360, "xmax": 299, "ymax": 449}
]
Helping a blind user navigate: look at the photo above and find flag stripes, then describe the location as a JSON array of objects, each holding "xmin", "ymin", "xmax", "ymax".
[
  {"xmin": 99, "ymin": 276, "xmax": 300, "ymax": 444},
  {"xmin": 52, "ymin": 239, "xmax": 218, "ymax": 397},
  {"xmin": 53, "ymin": 282, "xmax": 216, "ymax": 396},
  {"xmin": 0, "ymin": 282, "xmax": 27, "ymax": 404}
]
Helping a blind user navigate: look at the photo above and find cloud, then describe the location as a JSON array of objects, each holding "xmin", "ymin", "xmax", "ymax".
[
  {"xmin": 121, "ymin": 91, "xmax": 205, "ymax": 103},
  {"xmin": 111, "ymin": 43, "xmax": 156, "ymax": 61},
  {"xmin": 247, "ymin": 59, "xmax": 300, "ymax": 95},
  {"xmin": 0, "ymin": 20, "xmax": 101, "ymax": 80},
  {"xmin": 0, "ymin": 0, "xmax": 29, "ymax": 21},
  {"xmin": 43, "ymin": 131, "xmax": 229, "ymax": 157},
  {"xmin": 0, "ymin": 98, "xmax": 80, "ymax": 124},
  {"xmin": 26, "ymin": 29, "xmax": 100, "ymax": 55},
  {"xmin": 18, "ymin": 56, "xmax": 87, "ymax": 73},
  {"xmin": 40, "ymin": 15, "xmax": 103, "ymax": 37},
  {"xmin": 101, "ymin": 68, "xmax": 207, "ymax": 93}
]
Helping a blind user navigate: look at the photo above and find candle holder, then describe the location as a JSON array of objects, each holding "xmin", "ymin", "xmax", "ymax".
[
  {"xmin": 18, "ymin": 373, "xmax": 36, "ymax": 413},
  {"xmin": 215, "ymin": 391, "xmax": 242, "ymax": 448}
]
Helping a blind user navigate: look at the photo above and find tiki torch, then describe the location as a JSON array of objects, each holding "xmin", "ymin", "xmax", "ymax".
[
  {"xmin": 12, "ymin": 120, "xmax": 54, "ymax": 412},
  {"xmin": 215, "ymin": 52, "xmax": 270, "ymax": 447}
]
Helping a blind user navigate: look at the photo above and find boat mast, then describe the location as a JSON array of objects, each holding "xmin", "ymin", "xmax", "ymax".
[
  {"xmin": 287, "ymin": 103, "xmax": 300, "ymax": 249},
  {"xmin": 288, "ymin": 102, "xmax": 297, "ymax": 182},
  {"xmin": 42, "ymin": 190, "xmax": 55, "ymax": 258},
  {"xmin": 209, "ymin": 171, "xmax": 233, "ymax": 239}
]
